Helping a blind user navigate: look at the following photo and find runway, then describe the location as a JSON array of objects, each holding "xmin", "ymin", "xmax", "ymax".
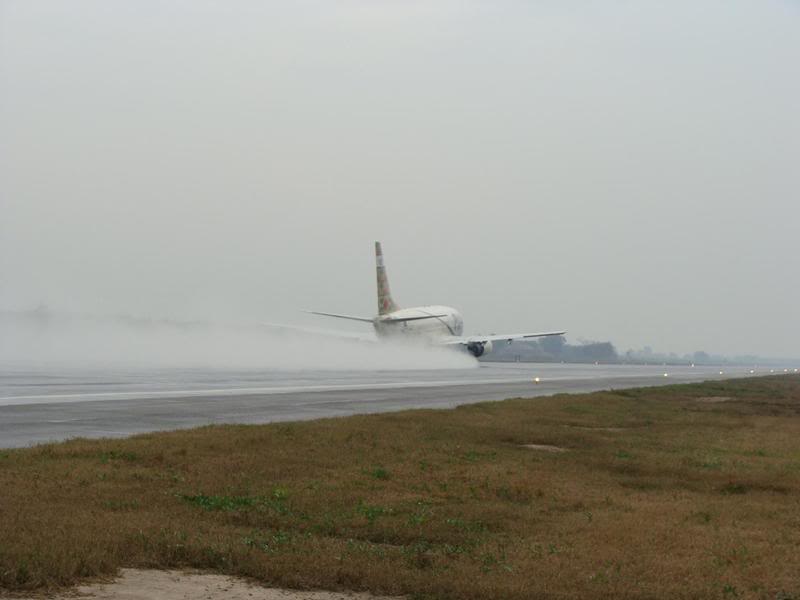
[{"xmin": 0, "ymin": 362, "xmax": 786, "ymax": 448}]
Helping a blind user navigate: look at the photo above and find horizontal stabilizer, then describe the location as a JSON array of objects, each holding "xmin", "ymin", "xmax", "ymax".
[{"xmin": 304, "ymin": 310, "xmax": 375, "ymax": 323}]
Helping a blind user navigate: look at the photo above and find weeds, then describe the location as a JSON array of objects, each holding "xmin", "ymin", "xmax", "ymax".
[
  {"xmin": 98, "ymin": 450, "xmax": 138, "ymax": 463},
  {"xmin": 181, "ymin": 494, "xmax": 262, "ymax": 511},
  {"xmin": 367, "ymin": 466, "xmax": 390, "ymax": 480},
  {"xmin": 721, "ymin": 482, "xmax": 747, "ymax": 495},
  {"xmin": 357, "ymin": 502, "xmax": 391, "ymax": 525},
  {"xmin": 242, "ymin": 530, "xmax": 295, "ymax": 554}
]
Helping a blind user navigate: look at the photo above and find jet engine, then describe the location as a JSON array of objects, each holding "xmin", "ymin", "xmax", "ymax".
[{"xmin": 466, "ymin": 340, "xmax": 493, "ymax": 357}]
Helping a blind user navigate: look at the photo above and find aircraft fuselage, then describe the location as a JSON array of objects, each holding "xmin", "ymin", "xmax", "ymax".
[{"xmin": 373, "ymin": 305, "xmax": 464, "ymax": 342}]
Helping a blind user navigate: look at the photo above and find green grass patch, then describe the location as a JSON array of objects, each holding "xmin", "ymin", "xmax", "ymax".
[{"xmin": 181, "ymin": 494, "xmax": 263, "ymax": 511}]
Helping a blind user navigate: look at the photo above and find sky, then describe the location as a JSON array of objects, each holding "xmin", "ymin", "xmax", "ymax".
[{"xmin": 1, "ymin": 0, "xmax": 798, "ymax": 358}]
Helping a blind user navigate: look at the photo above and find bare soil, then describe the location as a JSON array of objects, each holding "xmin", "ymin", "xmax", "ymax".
[{"xmin": 11, "ymin": 569, "xmax": 401, "ymax": 600}]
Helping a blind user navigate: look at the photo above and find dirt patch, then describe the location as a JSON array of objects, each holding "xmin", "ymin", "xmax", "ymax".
[
  {"xmin": 521, "ymin": 444, "xmax": 567, "ymax": 453},
  {"xmin": 695, "ymin": 396, "xmax": 732, "ymax": 403},
  {"xmin": 567, "ymin": 426, "xmax": 626, "ymax": 432},
  {"xmin": 14, "ymin": 569, "xmax": 403, "ymax": 600}
]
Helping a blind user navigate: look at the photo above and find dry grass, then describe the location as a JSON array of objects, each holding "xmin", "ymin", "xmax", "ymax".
[{"xmin": 2, "ymin": 376, "xmax": 800, "ymax": 600}]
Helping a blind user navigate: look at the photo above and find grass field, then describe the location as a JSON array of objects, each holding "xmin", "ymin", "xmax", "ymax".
[{"xmin": 2, "ymin": 376, "xmax": 799, "ymax": 599}]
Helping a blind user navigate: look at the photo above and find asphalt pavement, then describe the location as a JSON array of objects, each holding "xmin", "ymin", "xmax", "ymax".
[{"xmin": 1, "ymin": 362, "xmax": 776, "ymax": 448}]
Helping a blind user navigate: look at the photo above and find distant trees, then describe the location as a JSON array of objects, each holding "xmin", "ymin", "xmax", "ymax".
[
  {"xmin": 563, "ymin": 342, "xmax": 618, "ymax": 363},
  {"xmin": 540, "ymin": 335, "xmax": 566, "ymax": 356},
  {"xmin": 484, "ymin": 336, "xmax": 619, "ymax": 363},
  {"xmin": 621, "ymin": 348, "xmax": 739, "ymax": 366},
  {"xmin": 693, "ymin": 351, "xmax": 711, "ymax": 364}
]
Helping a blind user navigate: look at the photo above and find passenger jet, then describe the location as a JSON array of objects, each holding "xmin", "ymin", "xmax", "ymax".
[{"xmin": 307, "ymin": 242, "xmax": 565, "ymax": 357}]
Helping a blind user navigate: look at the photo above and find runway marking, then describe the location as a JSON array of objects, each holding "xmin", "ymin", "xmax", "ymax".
[
  {"xmin": 0, "ymin": 370, "xmax": 736, "ymax": 407},
  {"xmin": 0, "ymin": 377, "xmax": 563, "ymax": 404}
]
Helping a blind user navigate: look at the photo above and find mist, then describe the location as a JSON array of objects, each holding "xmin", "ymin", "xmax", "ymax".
[
  {"xmin": 1, "ymin": 1, "xmax": 798, "ymax": 359},
  {"xmin": 0, "ymin": 311, "xmax": 476, "ymax": 371}
]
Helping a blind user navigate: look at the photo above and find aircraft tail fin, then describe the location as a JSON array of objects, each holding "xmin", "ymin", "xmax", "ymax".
[{"xmin": 375, "ymin": 241, "xmax": 399, "ymax": 315}]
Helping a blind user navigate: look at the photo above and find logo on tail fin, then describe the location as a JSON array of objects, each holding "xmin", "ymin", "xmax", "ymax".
[{"xmin": 375, "ymin": 241, "xmax": 399, "ymax": 315}]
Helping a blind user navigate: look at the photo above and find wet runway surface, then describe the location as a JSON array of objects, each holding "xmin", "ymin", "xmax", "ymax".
[{"xmin": 0, "ymin": 363, "xmax": 782, "ymax": 448}]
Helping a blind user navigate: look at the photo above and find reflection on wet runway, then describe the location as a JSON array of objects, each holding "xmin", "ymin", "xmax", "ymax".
[{"xmin": 0, "ymin": 362, "xmax": 788, "ymax": 448}]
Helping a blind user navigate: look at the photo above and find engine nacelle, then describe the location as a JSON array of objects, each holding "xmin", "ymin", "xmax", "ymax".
[{"xmin": 466, "ymin": 340, "xmax": 493, "ymax": 357}]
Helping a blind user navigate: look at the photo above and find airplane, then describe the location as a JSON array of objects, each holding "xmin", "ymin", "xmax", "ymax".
[{"xmin": 305, "ymin": 242, "xmax": 565, "ymax": 358}]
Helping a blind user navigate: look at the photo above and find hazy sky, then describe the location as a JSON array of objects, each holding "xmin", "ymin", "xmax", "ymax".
[{"xmin": 1, "ymin": 1, "xmax": 798, "ymax": 357}]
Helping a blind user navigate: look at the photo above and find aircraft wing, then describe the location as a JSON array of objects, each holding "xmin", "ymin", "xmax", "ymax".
[{"xmin": 440, "ymin": 331, "xmax": 566, "ymax": 346}]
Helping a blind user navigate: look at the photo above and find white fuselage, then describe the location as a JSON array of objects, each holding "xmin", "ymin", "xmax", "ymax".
[{"xmin": 373, "ymin": 305, "xmax": 464, "ymax": 342}]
